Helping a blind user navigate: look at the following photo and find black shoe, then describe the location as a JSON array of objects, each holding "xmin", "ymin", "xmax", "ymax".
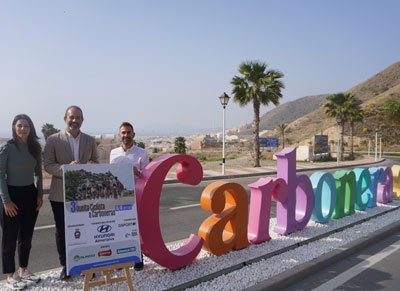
[
  {"xmin": 60, "ymin": 266, "xmax": 71, "ymax": 281},
  {"xmin": 134, "ymin": 262, "xmax": 144, "ymax": 271}
]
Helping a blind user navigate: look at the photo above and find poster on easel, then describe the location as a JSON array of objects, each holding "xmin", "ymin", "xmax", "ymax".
[{"xmin": 63, "ymin": 164, "xmax": 141, "ymax": 275}]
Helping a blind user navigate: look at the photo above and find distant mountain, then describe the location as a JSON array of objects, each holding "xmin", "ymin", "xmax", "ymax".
[
  {"xmin": 275, "ymin": 61, "xmax": 400, "ymax": 145},
  {"xmin": 231, "ymin": 94, "xmax": 330, "ymax": 135},
  {"xmin": 231, "ymin": 61, "xmax": 400, "ymax": 146}
]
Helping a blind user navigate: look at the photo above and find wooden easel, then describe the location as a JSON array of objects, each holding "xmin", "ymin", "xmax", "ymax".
[{"xmin": 81, "ymin": 262, "xmax": 134, "ymax": 291}]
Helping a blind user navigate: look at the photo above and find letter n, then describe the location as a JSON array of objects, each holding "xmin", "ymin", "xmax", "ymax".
[{"xmin": 332, "ymin": 170, "xmax": 356, "ymax": 219}]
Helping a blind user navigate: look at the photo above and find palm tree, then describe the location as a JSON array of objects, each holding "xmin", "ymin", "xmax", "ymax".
[
  {"xmin": 41, "ymin": 123, "xmax": 60, "ymax": 141},
  {"xmin": 174, "ymin": 136, "xmax": 187, "ymax": 154},
  {"xmin": 231, "ymin": 61, "xmax": 284, "ymax": 167},
  {"xmin": 324, "ymin": 93, "xmax": 354, "ymax": 161},
  {"xmin": 276, "ymin": 124, "xmax": 288, "ymax": 149},
  {"xmin": 347, "ymin": 97, "xmax": 363, "ymax": 159},
  {"xmin": 380, "ymin": 98, "xmax": 400, "ymax": 123}
]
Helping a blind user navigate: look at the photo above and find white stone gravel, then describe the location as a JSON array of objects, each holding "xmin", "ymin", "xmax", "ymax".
[{"xmin": 2, "ymin": 201, "xmax": 400, "ymax": 291}]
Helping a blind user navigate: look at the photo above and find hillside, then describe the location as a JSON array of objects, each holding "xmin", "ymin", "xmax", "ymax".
[
  {"xmin": 347, "ymin": 62, "xmax": 400, "ymax": 102},
  {"xmin": 232, "ymin": 94, "xmax": 330, "ymax": 136},
  {"xmin": 258, "ymin": 61, "xmax": 400, "ymax": 147}
]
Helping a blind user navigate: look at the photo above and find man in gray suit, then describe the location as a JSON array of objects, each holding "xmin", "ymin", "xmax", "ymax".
[{"xmin": 43, "ymin": 106, "xmax": 98, "ymax": 280}]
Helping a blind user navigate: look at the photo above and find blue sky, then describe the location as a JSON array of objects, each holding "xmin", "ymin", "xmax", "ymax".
[{"xmin": 0, "ymin": 0, "xmax": 399, "ymax": 137}]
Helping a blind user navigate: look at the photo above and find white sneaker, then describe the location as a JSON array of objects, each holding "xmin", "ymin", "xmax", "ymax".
[
  {"xmin": 6, "ymin": 273, "xmax": 27, "ymax": 290},
  {"xmin": 19, "ymin": 269, "xmax": 41, "ymax": 284}
]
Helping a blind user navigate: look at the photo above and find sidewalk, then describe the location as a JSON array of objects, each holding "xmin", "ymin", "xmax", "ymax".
[{"xmin": 42, "ymin": 157, "xmax": 385, "ymax": 190}]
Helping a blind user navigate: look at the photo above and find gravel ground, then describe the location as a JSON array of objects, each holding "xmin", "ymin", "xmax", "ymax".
[{"xmin": 1, "ymin": 201, "xmax": 399, "ymax": 291}]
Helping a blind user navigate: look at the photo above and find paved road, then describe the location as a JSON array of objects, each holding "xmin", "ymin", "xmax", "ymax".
[
  {"xmin": 284, "ymin": 230, "xmax": 400, "ymax": 291},
  {"xmin": 0, "ymin": 157, "xmax": 397, "ymax": 281}
]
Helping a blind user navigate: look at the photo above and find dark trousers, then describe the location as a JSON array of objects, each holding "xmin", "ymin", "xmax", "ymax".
[
  {"xmin": 50, "ymin": 201, "xmax": 66, "ymax": 266},
  {"xmin": 0, "ymin": 184, "xmax": 38, "ymax": 274}
]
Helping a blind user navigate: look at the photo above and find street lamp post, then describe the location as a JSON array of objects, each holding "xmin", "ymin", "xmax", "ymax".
[
  {"xmin": 336, "ymin": 116, "xmax": 342, "ymax": 166},
  {"xmin": 368, "ymin": 140, "xmax": 370, "ymax": 158},
  {"xmin": 375, "ymin": 126, "xmax": 378, "ymax": 161},
  {"xmin": 219, "ymin": 92, "xmax": 230, "ymax": 175}
]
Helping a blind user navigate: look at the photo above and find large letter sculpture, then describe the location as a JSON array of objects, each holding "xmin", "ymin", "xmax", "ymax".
[
  {"xmin": 393, "ymin": 165, "xmax": 400, "ymax": 199},
  {"xmin": 248, "ymin": 178, "xmax": 288, "ymax": 243},
  {"xmin": 135, "ymin": 154, "xmax": 204, "ymax": 270},
  {"xmin": 376, "ymin": 167, "xmax": 393, "ymax": 204},
  {"xmin": 198, "ymin": 181, "xmax": 250, "ymax": 256},
  {"xmin": 366, "ymin": 167, "xmax": 383, "ymax": 208},
  {"xmin": 353, "ymin": 168, "xmax": 371, "ymax": 211},
  {"xmin": 310, "ymin": 172, "xmax": 336, "ymax": 223},
  {"xmin": 275, "ymin": 148, "xmax": 314, "ymax": 235},
  {"xmin": 332, "ymin": 170, "xmax": 356, "ymax": 219}
]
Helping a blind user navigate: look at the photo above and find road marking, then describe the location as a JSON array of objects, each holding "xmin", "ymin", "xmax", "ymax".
[
  {"xmin": 312, "ymin": 239, "xmax": 400, "ymax": 291},
  {"xmin": 34, "ymin": 224, "xmax": 55, "ymax": 230},
  {"xmin": 170, "ymin": 203, "xmax": 201, "ymax": 210}
]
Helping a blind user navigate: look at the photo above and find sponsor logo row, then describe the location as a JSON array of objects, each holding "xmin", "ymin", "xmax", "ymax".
[
  {"xmin": 73, "ymin": 246, "xmax": 136, "ymax": 261},
  {"xmin": 73, "ymin": 223, "xmax": 136, "ymax": 240}
]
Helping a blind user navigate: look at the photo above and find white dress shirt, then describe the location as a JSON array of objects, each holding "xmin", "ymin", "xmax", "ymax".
[
  {"xmin": 110, "ymin": 145, "xmax": 149, "ymax": 173},
  {"xmin": 66, "ymin": 131, "xmax": 81, "ymax": 161}
]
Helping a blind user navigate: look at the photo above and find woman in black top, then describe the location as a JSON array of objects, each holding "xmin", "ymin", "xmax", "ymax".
[{"xmin": 0, "ymin": 114, "xmax": 43, "ymax": 289}]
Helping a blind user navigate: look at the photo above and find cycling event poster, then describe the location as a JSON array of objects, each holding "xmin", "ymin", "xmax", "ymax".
[{"xmin": 63, "ymin": 164, "xmax": 141, "ymax": 275}]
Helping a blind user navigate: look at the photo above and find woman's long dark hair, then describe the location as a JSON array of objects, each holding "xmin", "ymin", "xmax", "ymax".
[{"xmin": 8, "ymin": 114, "xmax": 41, "ymax": 160}]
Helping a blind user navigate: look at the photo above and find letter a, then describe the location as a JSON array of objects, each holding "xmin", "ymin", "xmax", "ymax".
[
  {"xmin": 393, "ymin": 165, "xmax": 400, "ymax": 199},
  {"xmin": 376, "ymin": 167, "xmax": 393, "ymax": 204},
  {"xmin": 198, "ymin": 181, "xmax": 250, "ymax": 256}
]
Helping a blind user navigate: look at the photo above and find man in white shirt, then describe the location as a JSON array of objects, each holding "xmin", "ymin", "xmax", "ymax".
[
  {"xmin": 110, "ymin": 122, "xmax": 149, "ymax": 178},
  {"xmin": 109, "ymin": 122, "xmax": 149, "ymax": 270}
]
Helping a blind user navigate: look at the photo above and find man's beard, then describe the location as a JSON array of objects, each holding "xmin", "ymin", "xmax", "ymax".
[
  {"xmin": 68, "ymin": 122, "xmax": 80, "ymax": 130},
  {"xmin": 122, "ymin": 137, "xmax": 133, "ymax": 145}
]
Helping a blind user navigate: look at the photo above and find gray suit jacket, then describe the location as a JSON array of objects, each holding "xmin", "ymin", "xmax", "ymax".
[{"xmin": 43, "ymin": 130, "xmax": 99, "ymax": 202}]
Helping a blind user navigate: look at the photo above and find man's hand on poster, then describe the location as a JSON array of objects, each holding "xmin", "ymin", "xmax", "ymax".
[{"xmin": 133, "ymin": 166, "xmax": 140, "ymax": 177}]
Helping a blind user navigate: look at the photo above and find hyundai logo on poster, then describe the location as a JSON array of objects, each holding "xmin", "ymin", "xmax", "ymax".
[{"xmin": 97, "ymin": 225, "xmax": 112, "ymax": 233}]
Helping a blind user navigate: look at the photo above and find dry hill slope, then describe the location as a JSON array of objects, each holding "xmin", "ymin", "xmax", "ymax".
[
  {"xmin": 347, "ymin": 62, "xmax": 400, "ymax": 102},
  {"xmin": 280, "ymin": 61, "xmax": 400, "ymax": 144},
  {"xmin": 234, "ymin": 94, "xmax": 330, "ymax": 136}
]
